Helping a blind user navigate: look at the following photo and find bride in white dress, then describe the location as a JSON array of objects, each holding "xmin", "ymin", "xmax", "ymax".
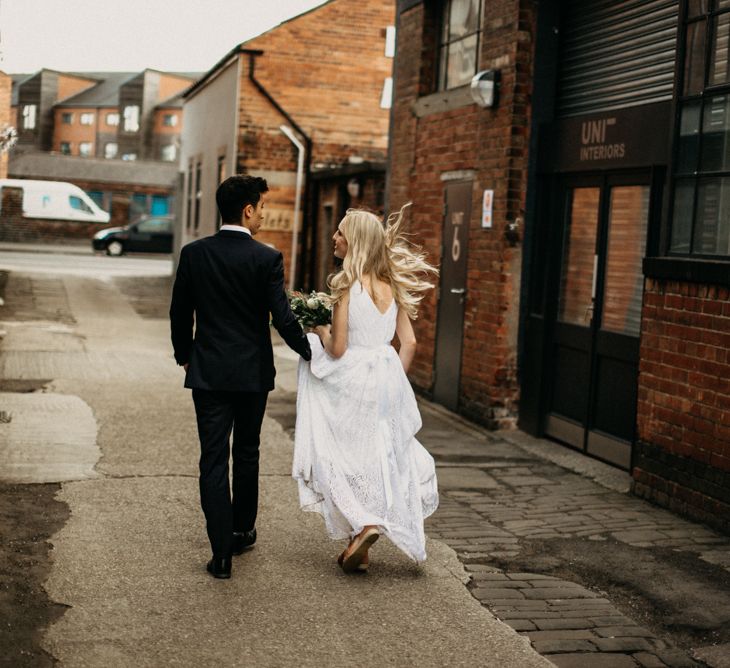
[{"xmin": 293, "ymin": 205, "xmax": 439, "ymax": 573}]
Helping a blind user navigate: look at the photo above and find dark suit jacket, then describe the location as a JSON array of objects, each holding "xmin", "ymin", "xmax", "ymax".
[{"xmin": 169, "ymin": 229, "xmax": 311, "ymax": 392}]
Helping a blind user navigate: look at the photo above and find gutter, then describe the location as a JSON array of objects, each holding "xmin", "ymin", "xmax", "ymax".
[
  {"xmin": 279, "ymin": 125, "xmax": 305, "ymax": 291},
  {"xmin": 246, "ymin": 51, "xmax": 312, "ymax": 290}
]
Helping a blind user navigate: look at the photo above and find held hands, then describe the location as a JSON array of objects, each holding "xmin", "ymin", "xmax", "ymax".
[{"xmin": 313, "ymin": 324, "xmax": 331, "ymax": 342}]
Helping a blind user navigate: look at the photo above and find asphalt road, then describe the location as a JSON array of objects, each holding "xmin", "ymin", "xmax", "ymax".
[
  {"xmin": 0, "ymin": 249, "xmax": 172, "ymax": 278},
  {"xmin": 0, "ymin": 266, "xmax": 550, "ymax": 668}
]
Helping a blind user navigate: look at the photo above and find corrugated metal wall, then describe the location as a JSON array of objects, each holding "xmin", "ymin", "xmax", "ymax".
[{"xmin": 557, "ymin": 0, "xmax": 680, "ymax": 117}]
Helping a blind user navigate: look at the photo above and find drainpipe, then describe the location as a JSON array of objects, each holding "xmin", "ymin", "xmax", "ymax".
[
  {"xmin": 279, "ymin": 125, "xmax": 304, "ymax": 290},
  {"xmin": 247, "ymin": 52, "xmax": 312, "ymax": 289}
]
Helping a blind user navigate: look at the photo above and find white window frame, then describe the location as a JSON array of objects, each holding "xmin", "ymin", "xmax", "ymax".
[
  {"xmin": 104, "ymin": 142, "xmax": 118, "ymax": 159},
  {"xmin": 123, "ymin": 105, "xmax": 140, "ymax": 132},
  {"xmin": 106, "ymin": 112, "xmax": 120, "ymax": 127},
  {"xmin": 80, "ymin": 112, "xmax": 95, "ymax": 126},
  {"xmin": 161, "ymin": 144, "xmax": 177, "ymax": 161},
  {"xmin": 22, "ymin": 104, "xmax": 37, "ymax": 130},
  {"xmin": 79, "ymin": 141, "xmax": 93, "ymax": 157}
]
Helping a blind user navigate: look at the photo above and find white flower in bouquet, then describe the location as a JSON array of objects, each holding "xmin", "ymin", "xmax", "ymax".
[{"xmin": 288, "ymin": 290, "xmax": 332, "ymax": 329}]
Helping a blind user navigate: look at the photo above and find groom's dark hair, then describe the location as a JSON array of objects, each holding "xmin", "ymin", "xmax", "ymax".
[{"xmin": 216, "ymin": 175, "xmax": 269, "ymax": 224}]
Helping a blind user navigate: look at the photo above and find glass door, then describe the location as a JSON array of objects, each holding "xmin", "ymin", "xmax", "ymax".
[{"xmin": 545, "ymin": 173, "xmax": 652, "ymax": 469}]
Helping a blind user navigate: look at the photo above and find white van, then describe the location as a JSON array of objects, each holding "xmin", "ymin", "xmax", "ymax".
[{"xmin": 0, "ymin": 179, "xmax": 110, "ymax": 224}]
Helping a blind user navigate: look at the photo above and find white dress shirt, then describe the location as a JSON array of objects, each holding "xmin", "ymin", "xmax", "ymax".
[{"xmin": 220, "ymin": 224, "xmax": 252, "ymax": 236}]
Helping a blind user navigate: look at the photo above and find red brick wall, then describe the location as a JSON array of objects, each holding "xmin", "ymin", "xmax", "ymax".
[
  {"xmin": 633, "ymin": 278, "xmax": 730, "ymax": 531},
  {"xmin": 56, "ymin": 74, "xmax": 96, "ymax": 102},
  {"xmin": 243, "ymin": 0, "xmax": 394, "ymax": 166},
  {"xmin": 0, "ymin": 72, "xmax": 10, "ymax": 179},
  {"xmin": 388, "ymin": 0, "xmax": 537, "ymax": 428},
  {"xmin": 53, "ymin": 107, "xmax": 97, "ymax": 154},
  {"xmin": 230, "ymin": 0, "xmax": 394, "ymax": 285}
]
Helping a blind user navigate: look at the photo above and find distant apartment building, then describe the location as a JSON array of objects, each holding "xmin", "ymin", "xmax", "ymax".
[
  {"xmin": 8, "ymin": 69, "xmax": 196, "ymax": 230},
  {"xmin": 180, "ymin": 0, "xmax": 395, "ymax": 287}
]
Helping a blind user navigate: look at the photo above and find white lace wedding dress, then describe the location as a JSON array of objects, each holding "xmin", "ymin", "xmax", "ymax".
[{"xmin": 293, "ymin": 280, "xmax": 439, "ymax": 563}]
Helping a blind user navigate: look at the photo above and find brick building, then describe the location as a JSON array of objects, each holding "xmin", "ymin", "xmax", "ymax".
[
  {"xmin": 179, "ymin": 0, "xmax": 394, "ymax": 286},
  {"xmin": 389, "ymin": 0, "xmax": 729, "ymax": 531},
  {"xmin": 7, "ymin": 69, "xmax": 196, "ymax": 233}
]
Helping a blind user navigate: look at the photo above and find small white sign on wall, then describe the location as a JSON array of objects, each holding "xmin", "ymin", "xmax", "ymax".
[{"xmin": 482, "ymin": 189, "xmax": 494, "ymax": 228}]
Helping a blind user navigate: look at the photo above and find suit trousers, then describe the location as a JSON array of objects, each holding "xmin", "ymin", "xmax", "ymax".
[{"xmin": 192, "ymin": 388, "xmax": 268, "ymax": 557}]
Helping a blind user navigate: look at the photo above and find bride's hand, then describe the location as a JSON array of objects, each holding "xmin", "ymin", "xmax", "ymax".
[{"xmin": 314, "ymin": 324, "xmax": 331, "ymax": 341}]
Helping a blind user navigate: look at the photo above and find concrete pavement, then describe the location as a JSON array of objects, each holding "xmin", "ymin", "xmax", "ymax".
[{"xmin": 0, "ymin": 270, "xmax": 550, "ymax": 667}]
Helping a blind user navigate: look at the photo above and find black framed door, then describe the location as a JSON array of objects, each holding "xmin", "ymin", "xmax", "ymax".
[
  {"xmin": 433, "ymin": 180, "xmax": 471, "ymax": 411},
  {"xmin": 545, "ymin": 172, "xmax": 652, "ymax": 469}
]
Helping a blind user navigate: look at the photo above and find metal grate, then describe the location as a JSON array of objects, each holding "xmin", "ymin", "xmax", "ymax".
[{"xmin": 557, "ymin": 0, "xmax": 680, "ymax": 117}]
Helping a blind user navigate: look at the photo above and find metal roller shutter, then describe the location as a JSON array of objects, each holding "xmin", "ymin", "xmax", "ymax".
[{"xmin": 557, "ymin": 0, "xmax": 679, "ymax": 117}]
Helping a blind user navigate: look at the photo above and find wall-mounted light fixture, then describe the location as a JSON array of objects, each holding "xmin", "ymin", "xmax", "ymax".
[
  {"xmin": 347, "ymin": 178, "xmax": 361, "ymax": 198},
  {"xmin": 470, "ymin": 69, "xmax": 500, "ymax": 108}
]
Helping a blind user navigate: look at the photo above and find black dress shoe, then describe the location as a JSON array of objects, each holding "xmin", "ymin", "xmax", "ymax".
[
  {"xmin": 206, "ymin": 556, "xmax": 231, "ymax": 579},
  {"xmin": 232, "ymin": 528, "xmax": 256, "ymax": 555}
]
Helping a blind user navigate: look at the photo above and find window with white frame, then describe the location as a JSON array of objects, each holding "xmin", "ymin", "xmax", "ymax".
[
  {"xmin": 437, "ymin": 0, "xmax": 483, "ymax": 90},
  {"xmin": 123, "ymin": 105, "xmax": 140, "ymax": 132},
  {"xmin": 79, "ymin": 142, "xmax": 93, "ymax": 157},
  {"xmin": 22, "ymin": 104, "xmax": 37, "ymax": 130},
  {"xmin": 121, "ymin": 153, "xmax": 137, "ymax": 161},
  {"xmin": 104, "ymin": 142, "xmax": 118, "ymax": 159},
  {"xmin": 80, "ymin": 112, "xmax": 95, "ymax": 125},
  {"xmin": 162, "ymin": 113, "xmax": 178, "ymax": 127},
  {"xmin": 106, "ymin": 112, "xmax": 120, "ymax": 126},
  {"xmin": 161, "ymin": 144, "xmax": 177, "ymax": 161}
]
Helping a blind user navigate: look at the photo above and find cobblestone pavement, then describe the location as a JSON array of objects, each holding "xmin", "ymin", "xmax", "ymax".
[{"xmin": 421, "ymin": 406, "xmax": 730, "ymax": 668}]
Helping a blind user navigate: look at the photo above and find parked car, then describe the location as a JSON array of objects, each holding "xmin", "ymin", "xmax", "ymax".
[
  {"xmin": 92, "ymin": 215, "xmax": 174, "ymax": 256},
  {"xmin": 0, "ymin": 178, "xmax": 110, "ymax": 223}
]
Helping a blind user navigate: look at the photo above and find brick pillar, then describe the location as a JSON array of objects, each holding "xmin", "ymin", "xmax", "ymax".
[{"xmin": 634, "ymin": 278, "xmax": 730, "ymax": 533}]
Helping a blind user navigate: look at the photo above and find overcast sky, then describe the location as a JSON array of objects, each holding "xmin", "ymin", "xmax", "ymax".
[{"xmin": 0, "ymin": 0, "xmax": 328, "ymax": 74}]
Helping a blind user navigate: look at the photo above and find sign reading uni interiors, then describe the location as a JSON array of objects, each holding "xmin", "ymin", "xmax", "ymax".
[{"xmin": 542, "ymin": 102, "xmax": 671, "ymax": 173}]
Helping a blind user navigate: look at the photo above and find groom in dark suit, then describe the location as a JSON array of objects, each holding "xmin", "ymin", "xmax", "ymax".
[{"xmin": 170, "ymin": 175, "xmax": 311, "ymax": 579}]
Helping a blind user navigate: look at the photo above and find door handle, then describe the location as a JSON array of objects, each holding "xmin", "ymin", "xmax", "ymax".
[{"xmin": 450, "ymin": 288, "xmax": 465, "ymax": 295}]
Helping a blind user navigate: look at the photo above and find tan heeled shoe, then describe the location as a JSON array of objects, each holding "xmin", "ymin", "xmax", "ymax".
[
  {"xmin": 338, "ymin": 548, "xmax": 369, "ymax": 572},
  {"xmin": 340, "ymin": 527, "xmax": 379, "ymax": 573}
]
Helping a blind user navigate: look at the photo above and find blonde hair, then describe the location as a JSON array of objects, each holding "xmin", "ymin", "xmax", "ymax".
[{"xmin": 327, "ymin": 203, "xmax": 438, "ymax": 319}]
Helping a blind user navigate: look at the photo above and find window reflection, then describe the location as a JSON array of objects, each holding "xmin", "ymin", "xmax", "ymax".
[
  {"xmin": 684, "ymin": 21, "xmax": 707, "ymax": 95},
  {"xmin": 693, "ymin": 177, "xmax": 730, "ymax": 254},
  {"xmin": 602, "ymin": 187, "xmax": 650, "ymax": 337},
  {"xmin": 710, "ymin": 11, "xmax": 730, "ymax": 86}
]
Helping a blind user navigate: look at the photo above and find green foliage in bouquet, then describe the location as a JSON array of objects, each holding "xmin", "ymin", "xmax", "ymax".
[{"xmin": 288, "ymin": 290, "xmax": 332, "ymax": 329}]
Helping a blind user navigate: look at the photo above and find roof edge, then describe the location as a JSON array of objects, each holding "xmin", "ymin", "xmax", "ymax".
[{"xmin": 182, "ymin": 46, "xmax": 263, "ymax": 100}]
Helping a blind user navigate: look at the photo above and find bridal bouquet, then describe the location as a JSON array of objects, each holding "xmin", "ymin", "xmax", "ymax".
[{"xmin": 288, "ymin": 290, "xmax": 332, "ymax": 329}]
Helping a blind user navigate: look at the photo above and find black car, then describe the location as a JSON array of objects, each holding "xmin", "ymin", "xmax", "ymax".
[{"xmin": 92, "ymin": 215, "xmax": 174, "ymax": 256}]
